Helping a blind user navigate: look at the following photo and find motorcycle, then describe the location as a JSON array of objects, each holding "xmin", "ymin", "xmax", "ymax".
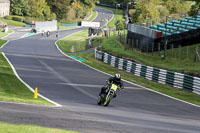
[{"xmin": 97, "ymin": 83, "xmax": 119, "ymax": 106}]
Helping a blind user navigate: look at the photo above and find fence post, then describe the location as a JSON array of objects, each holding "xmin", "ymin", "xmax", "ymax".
[
  {"xmin": 152, "ymin": 43, "xmax": 154, "ymax": 56},
  {"xmin": 131, "ymin": 39, "xmax": 134, "ymax": 50},
  {"xmin": 146, "ymin": 44, "xmax": 148, "ymax": 53},
  {"xmin": 164, "ymin": 39, "xmax": 167, "ymax": 59},
  {"xmin": 194, "ymin": 46, "xmax": 200, "ymax": 62},
  {"xmin": 171, "ymin": 44, "xmax": 174, "ymax": 58},
  {"xmin": 128, "ymin": 38, "xmax": 130, "ymax": 46},
  {"xmin": 136, "ymin": 39, "xmax": 139, "ymax": 50},
  {"xmin": 179, "ymin": 45, "xmax": 181, "ymax": 60},
  {"xmin": 187, "ymin": 46, "xmax": 189, "ymax": 59}
]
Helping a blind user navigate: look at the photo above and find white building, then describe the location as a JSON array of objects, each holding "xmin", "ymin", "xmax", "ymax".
[{"xmin": 0, "ymin": 0, "xmax": 10, "ymax": 17}]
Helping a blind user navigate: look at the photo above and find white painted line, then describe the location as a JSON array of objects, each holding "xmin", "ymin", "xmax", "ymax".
[
  {"xmin": 58, "ymin": 83, "xmax": 142, "ymax": 90},
  {"xmin": 91, "ymin": 10, "xmax": 98, "ymax": 22},
  {"xmin": 0, "ymin": 101, "xmax": 59, "ymax": 108},
  {"xmin": 55, "ymin": 32, "xmax": 200, "ymax": 109},
  {"xmin": 2, "ymin": 52, "xmax": 62, "ymax": 107},
  {"xmin": 1, "ymin": 30, "xmax": 14, "ymax": 40}
]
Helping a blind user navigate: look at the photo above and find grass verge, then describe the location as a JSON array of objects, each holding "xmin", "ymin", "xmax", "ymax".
[
  {"xmin": 0, "ymin": 122, "xmax": 79, "ymax": 133},
  {"xmin": 59, "ymin": 26, "xmax": 78, "ymax": 30},
  {"xmin": 56, "ymin": 31, "xmax": 200, "ymax": 106},
  {"xmin": 88, "ymin": 10, "xmax": 97, "ymax": 21},
  {"xmin": 76, "ymin": 52, "xmax": 200, "ymax": 106},
  {"xmin": 0, "ymin": 18, "xmax": 25, "ymax": 27},
  {"xmin": 0, "ymin": 41, "xmax": 51, "ymax": 105},
  {"xmin": 92, "ymin": 32, "xmax": 200, "ymax": 75},
  {"xmin": 57, "ymin": 30, "xmax": 88, "ymax": 53},
  {"xmin": 0, "ymin": 31, "xmax": 13, "ymax": 39},
  {"xmin": 0, "ymin": 39, "xmax": 7, "ymax": 47}
]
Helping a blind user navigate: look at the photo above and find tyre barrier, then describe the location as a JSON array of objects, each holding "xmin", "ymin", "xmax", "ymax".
[{"xmin": 95, "ymin": 49, "xmax": 200, "ymax": 95}]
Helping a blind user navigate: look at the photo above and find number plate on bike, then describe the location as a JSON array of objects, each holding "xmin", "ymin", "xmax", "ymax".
[{"xmin": 111, "ymin": 84, "xmax": 118, "ymax": 91}]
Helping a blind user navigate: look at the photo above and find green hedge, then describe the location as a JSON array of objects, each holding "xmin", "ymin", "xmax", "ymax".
[{"xmin": 5, "ymin": 15, "xmax": 25, "ymax": 22}]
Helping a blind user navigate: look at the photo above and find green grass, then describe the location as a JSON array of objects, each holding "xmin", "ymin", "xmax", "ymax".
[
  {"xmin": 0, "ymin": 18, "xmax": 25, "ymax": 27},
  {"xmin": 88, "ymin": 10, "xmax": 97, "ymax": 21},
  {"xmin": 75, "ymin": 52, "xmax": 200, "ymax": 106},
  {"xmin": 0, "ymin": 39, "xmax": 7, "ymax": 47},
  {"xmin": 0, "ymin": 40, "xmax": 51, "ymax": 105},
  {"xmin": 56, "ymin": 31, "xmax": 200, "ymax": 106},
  {"xmin": 0, "ymin": 53, "xmax": 51, "ymax": 105},
  {"xmin": 0, "ymin": 30, "xmax": 13, "ymax": 38},
  {"xmin": 57, "ymin": 30, "xmax": 88, "ymax": 53},
  {"xmin": 0, "ymin": 122, "xmax": 79, "ymax": 133},
  {"xmin": 0, "ymin": 33, "xmax": 8, "ymax": 39},
  {"xmin": 59, "ymin": 26, "xmax": 78, "ymax": 30},
  {"xmin": 96, "ymin": 5, "xmax": 125, "ymax": 28},
  {"xmin": 92, "ymin": 32, "xmax": 200, "ymax": 75}
]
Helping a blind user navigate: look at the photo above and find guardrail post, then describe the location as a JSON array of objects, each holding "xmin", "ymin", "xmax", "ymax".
[{"xmin": 158, "ymin": 43, "xmax": 160, "ymax": 56}]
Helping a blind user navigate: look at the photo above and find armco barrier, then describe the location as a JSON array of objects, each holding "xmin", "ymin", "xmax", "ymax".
[{"xmin": 95, "ymin": 49, "xmax": 200, "ymax": 95}]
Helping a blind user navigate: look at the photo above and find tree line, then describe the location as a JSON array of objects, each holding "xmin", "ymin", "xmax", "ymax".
[
  {"xmin": 10, "ymin": 0, "xmax": 98, "ymax": 22},
  {"xmin": 99, "ymin": 0, "xmax": 200, "ymax": 23}
]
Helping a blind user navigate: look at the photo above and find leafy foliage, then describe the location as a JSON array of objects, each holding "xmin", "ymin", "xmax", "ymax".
[
  {"xmin": 116, "ymin": 20, "xmax": 124, "ymax": 30},
  {"xmin": 188, "ymin": 2, "xmax": 200, "ymax": 17},
  {"xmin": 10, "ymin": 0, "xmax": 30, "ymax": 16},
  {"xmin": 28, "ymin": 0, "xmax": 56, "ymax": 20},
  {"xmin": 46, "ymin": 0, "xmax": 70, "ymax": 21},
  {"xmin": 5, "ymin": 15, "xmax": 25, "ymax": 22}
]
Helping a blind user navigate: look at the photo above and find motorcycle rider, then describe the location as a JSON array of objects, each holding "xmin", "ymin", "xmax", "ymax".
[{"xmin": 99, "ymin": 73, "xmax": 124, "ymax": 98}]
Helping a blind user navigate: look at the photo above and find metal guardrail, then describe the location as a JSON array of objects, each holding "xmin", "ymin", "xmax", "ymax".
[{"xmin": 95, "ymin": 49, "xmax": 200, "ymax": 95}]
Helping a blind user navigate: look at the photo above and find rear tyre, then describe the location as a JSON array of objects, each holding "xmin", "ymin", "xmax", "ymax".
[{"xmin": 97, "ymin": 96, "xmax": 102, "ymax": 105}]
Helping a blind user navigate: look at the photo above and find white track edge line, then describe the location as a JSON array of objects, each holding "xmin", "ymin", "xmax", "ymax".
[
  {"xmin": 91, "ymin": 10, "xmax": 98, "ymax": 22},
  {"xmin": 2, "ymin": 52, "xmax": 62, "ymax": 107},
  {"xmin": 1, "ymin": 30, "xmax": 14, "ymax": 40},
  {"xmin": 0, "ymin": 100, "xmax": 59, "ymax": 108},
  {"xmin": 55, "ymin": 34, "xmax": 200, "ymax": 109},
  {"xmin": 0, "ymin": 40, "xmax": 10, "ymax": 49}
]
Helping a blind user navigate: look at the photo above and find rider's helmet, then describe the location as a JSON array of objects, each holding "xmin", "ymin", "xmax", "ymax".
[{"xmin": 115, "ymin": 73, "xmax": 121, "ymax": 80}]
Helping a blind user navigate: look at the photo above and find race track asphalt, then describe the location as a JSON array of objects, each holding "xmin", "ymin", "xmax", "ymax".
[{"xmin": 0, "ymin": 8, "xmax": 200, "ymax": 133}]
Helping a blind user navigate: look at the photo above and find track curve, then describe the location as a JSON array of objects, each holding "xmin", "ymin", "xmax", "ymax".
[{"xmin": 0, "ymin": 8, "xmax": 200, "ymax": 133}]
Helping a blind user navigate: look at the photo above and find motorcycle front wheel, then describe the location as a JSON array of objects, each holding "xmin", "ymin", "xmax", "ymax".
[{"xmin": 104, "ymin": 95, "xmax": 112, "ymax": 107}]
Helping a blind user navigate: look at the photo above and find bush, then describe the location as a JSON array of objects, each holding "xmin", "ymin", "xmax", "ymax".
[
  {"xmin": 12, "ymin": 16, "xmax": 25, "ymax": 22},
  {"xmin": 4, "ymin": 15, "xmax": 25, "ymax": 22},
  {"xmin": 5, "ymin": 15, "xmax": 12, "ymax": 20}
]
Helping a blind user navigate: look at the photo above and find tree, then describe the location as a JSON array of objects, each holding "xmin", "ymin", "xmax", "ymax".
[
  {"xmin": 46, "ymin": 0, "xmax": 70, "ymax": 21},
  {"xmin": 116, "ymin": 20, "xmax": 124, "ymax": 30},
  {"xmin": 189, "ymin": 2, "xmax": 200, "ymax": 17},
  {"xmin": 28, "ymin": 0, "xmax": 55, "ymax": 20},
  {"xmin": 10, "ymin": 0, "xmax": 30, "ymax": 16},
  {"xmin": 131, "ymin": 0, "xmax": 161, "ymax": 23},
  {"xmin": 165, "ymin": 0, "xmax": 192, "ymax": 14}
]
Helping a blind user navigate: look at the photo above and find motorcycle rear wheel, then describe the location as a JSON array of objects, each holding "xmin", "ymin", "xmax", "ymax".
[{"xmin": 97, "ymin": 96, "xmax": 102, "ymax": 105}]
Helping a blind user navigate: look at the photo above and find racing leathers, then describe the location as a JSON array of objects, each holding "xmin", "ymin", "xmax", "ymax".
[{"xmin": 99, "ymin": 77, "xmax": 124, "ymax": 98}]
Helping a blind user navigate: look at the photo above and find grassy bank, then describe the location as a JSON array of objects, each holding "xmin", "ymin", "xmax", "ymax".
[
  {"xmin": 88, "ymin": 10, "xmax": 97, "ymax": 21},
  {"xmin": 0, "ymin": 18, "xmax": 25, "ymax": 27},
  {"xmin": 0, "ymin": 122, "xmax": 79, "ymax": 133},
  {"xmin": 0, "ymin": 39, "xmax": 7, "ymax": 47},
  {"xmin": 0, "ymin": 40, "xmax": 51, "ymax": 105},
  {"xmin": 57, "ymin": 30, "xmax": 88, "ymax": 53},
  {"xmin": 56, "ymin": 31, "xmax": 200, "ymax": 106},
  {"xmin": 59, "ymin": 26, "xmax": 78, "ymax": 30},
  {"xmin": 96, "ymin": 5, "xmax": 125, "ymax": 28},
  {"xmin": 92, "ymin": 32, "xmax": 200, "ymax": 75}
]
